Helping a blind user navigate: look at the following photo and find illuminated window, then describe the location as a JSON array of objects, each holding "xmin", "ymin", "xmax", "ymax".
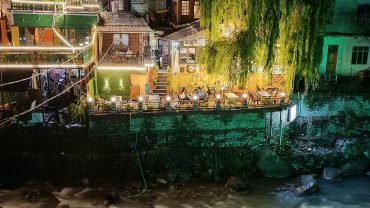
[
  {"xmin": 194, "ymin": 1, "xmax": 200, "ymax": 18},
  {"xmin": 351, "ymin": 46, "xmax": 369, "ymax": 65},
  {"xmin": 113, "ymin": 34, "xmax": 129, "ymax": 51},
  {"xmin": 181, "ymin": 1, "xmax": 189, "ymax": 15},
  {"xmin": 180, "ymin": 47, "xmax": 196, "ymax": 64}
]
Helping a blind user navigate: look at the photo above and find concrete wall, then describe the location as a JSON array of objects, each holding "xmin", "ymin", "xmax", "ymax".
[
  {"xmin": 89, "ymin": 108, "xmax": 290, "ymax": 148},
  {"xmin": 319, "ymin": 36, "xmax": 370, "ymax": 76},
  {"xmin": 325, "ymin": 0, "xmax": 369, "ymax": 35},
  {"xmin": 295, "ymin": 94, "xmax": 370, "ymax": 118}
]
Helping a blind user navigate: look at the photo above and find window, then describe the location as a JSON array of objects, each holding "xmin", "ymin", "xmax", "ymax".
[
  {"xmin": 194, "ymin": 1, "xmax": 200, "ymax": 18},
  {"xmin": 181, "ymin": 1, "xmax": 189, "ymax": 15},
  {"xmin": 356, "ymin": 5, "xmax": 370, "ymax": 23},
  {"xmin": 351, "ymin": 46, "xmax": 369, "ymax": 65},
  {"xmin": 180, "ymin": 47, "xmax": 196, "ymax": 64},
  {"xmin": 113, "ymin": 34, "xmax": 129, "ymax": 51}
]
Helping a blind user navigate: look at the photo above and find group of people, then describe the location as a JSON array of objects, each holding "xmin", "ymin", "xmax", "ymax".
[{"xmin": 179, "ymin": 86, "xmax": 215, "ymax": 102}]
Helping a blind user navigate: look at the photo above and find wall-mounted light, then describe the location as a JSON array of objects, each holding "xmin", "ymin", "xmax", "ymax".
[
  {"xmin": 138, "ymin": 96, "xmax": 143, "ymax": 113},
  {"xmin": 111, "ymin": 96, "xmax": 116, "ymax": 102},
  {"xmin": 166, "ymin": 96, "xmax": 171, "ymax": 112}
]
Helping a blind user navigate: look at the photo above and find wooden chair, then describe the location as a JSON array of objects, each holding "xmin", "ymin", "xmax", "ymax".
[
  {"xmin": 130, "ymin": 84, "xmax": 140, "ymax": 101},
  {"xmin": 248, "ymin": 91, "xmax": 260, "ymax": 105}
]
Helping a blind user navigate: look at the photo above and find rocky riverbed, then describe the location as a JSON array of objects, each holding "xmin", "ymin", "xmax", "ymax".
[{"xmin": 1, "ymin": 175, "xmax": 370, "ymax": 208}]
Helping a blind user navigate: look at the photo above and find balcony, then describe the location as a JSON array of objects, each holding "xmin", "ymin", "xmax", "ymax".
[
  {"xmin": 10, "ymin": 0, "xmax": 100, "ymax": 12},
  {"xmin": 98, "ymin": 43, "xmax": 153, "ymax": 70},
  {"xmin": 0, "ymin": 46, "xmax": 93, "ymax": 69}
]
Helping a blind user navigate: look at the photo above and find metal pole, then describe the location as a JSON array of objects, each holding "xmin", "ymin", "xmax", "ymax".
[
  {"xmin": 269, "ymin": 112, "xmax": 273, "ymax": 144},
  {"xmin": 1, "ymin": 69, "xmax": 4, "ymax": 111},
  {"xmin": 279, "ymin": 110, "xmax": 283, "ymax": 146}
]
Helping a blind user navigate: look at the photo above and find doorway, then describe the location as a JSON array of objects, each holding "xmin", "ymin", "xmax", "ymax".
[{"xmin": 326, "ymin": 45, "xmax": 338, "ymax": 74}]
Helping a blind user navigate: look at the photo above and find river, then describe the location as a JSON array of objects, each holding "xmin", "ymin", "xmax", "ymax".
[{"xmin": 1, "ymin": 175, "xmax": 369, "ymax": 208}]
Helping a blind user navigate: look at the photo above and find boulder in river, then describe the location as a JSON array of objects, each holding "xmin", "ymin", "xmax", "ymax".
[
  {"xmin": 292, "ymin": 175, "xmax": 319, "ymax": 196},
  {"xmin": 225, "ymin": 176, "xmax": 248, "ymax": 192},
  {"xmin": 323, "ymin": 167, "xmax": 342, "ymax": 181},
  {"xmin": 339, "ymin": 158, "xmax": 369, "ymax": 176},
  {"xmin": 256, "ymin": 148, "xmax": 294, "ymax": 178}
]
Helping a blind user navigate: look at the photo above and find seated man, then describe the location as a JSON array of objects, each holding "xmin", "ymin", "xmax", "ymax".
[{"xmin": 196, "ymin": 87, "xmax": 205, "ymax": 100}]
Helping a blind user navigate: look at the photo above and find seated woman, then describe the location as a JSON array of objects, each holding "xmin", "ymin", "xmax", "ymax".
[{"xmin": 179, "ymin": 87, "xmax": 189, "ymax": 101}]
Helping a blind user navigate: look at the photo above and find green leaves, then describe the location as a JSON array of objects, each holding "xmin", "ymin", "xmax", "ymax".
[{"xmin": 200, "ymin": 0, "xmax": 334, "ymax": 93}]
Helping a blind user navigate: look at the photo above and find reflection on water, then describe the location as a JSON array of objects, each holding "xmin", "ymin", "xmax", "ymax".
[{"xmin": 0, "ymin": 176, "xmax": 369, "ymax": 208}]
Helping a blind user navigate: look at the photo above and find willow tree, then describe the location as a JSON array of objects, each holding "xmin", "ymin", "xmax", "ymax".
[{"xmin": 200, "ymin": 0, "xmax": 334, "ymax": 94}]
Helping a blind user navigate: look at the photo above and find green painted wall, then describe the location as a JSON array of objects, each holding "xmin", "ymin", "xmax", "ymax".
[
  {"xmin": 55, "ymin": 15, "xmax": 98, "ymax": 28},
  {"xmin": 13, "ymin": 13, "xmax": 53, "ymax": 27},
  {"xmin": 96, "ymin": 70, "xmax": 147, "ymax": 99},
  {"xmin": 12, "ymin": 13, "xmax": 97, "ymax": 27}
]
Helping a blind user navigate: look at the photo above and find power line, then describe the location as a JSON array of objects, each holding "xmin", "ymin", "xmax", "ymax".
[
  {"xmin": 0, "ymin": 64, "xmax": 95, "ymax": 127},
  {"xmin": 0, "ymin": 45, "xmax": 93, "ymax": 88},
  {"xmin": 0, "ymin": 43, "xmax": 114, "ymax": 128}
]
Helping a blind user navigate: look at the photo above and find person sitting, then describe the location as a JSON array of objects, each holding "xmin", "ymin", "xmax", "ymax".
[
  {"xmin": 179, "ymin": 87, "xmax": 189, "ymax": 101},
  {"xmin": 127, "ymin": 48, "xmax": 133, "ymax": 55},
  {"xmin": 196, "ymin": 87, "xmax": 205, "ymax": 100}
]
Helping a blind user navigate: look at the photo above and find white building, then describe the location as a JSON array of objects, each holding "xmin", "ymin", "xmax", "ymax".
[{"xmin": 320, "ymin": 0, "xmax": 370, "ymax": 76}]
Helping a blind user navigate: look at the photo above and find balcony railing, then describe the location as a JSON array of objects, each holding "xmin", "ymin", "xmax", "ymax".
[
  {"xmin": 0, "ymin": 47, "xmax": 93, "ymax": 68},
  {"xmin": 10, "ymin": 0, "xmax": 100, "ymax": 12},
  {"xmin": 99, "ymin": 45, "xmax": 152, "ymax": 68},
  {"xmin": 89, "ymin": 96, "xmax": 290, "ymax": 115}
]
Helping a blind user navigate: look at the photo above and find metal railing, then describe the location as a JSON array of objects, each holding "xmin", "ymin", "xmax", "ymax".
[
  {"xmin": 0, "ymin": 47, "xmax": 92, "ymax": 66},
  {"xmin": 10, "ymin": 0, "xmax": 100, "ymax": 12},
  {"xmin": 88, "ymin": 97, "xmax": 289, "ymax": 115}
]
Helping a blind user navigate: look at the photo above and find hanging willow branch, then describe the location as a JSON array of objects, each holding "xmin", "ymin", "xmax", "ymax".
[{"xmin": 200, "ymin": 0, "xmax": 334, "ymax": 94}]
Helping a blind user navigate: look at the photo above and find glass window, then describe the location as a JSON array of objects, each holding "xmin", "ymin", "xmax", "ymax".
[
  {"xmin": 113, "ymin": 34, "xmax": 129, "ymax": 51},
  {"xmin": 180, "ymin": 47, "xmax": 196, "ymax": 64},
  {"xmin": 351, "ymin": 46, "xmax": 369, "ymax": 65},
  {"xmin": 181, "ymin": 1, "xmax": 189, "ymax": 15},
  {"xmin": 194, "ymin": 1, "xmax": 200, "ymax": 18}
]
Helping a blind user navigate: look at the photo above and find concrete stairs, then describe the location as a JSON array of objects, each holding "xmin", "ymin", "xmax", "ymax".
[{"xmin": 153, "ymin": 70, "xmax": 167, "ymax": 96}]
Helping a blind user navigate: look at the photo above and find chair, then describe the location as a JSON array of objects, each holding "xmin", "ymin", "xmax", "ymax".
[
  {"xmin": 248, "ymin": 91, "xmax": 260, "ymax": 105},
  {"xmin": 130, "ymin": 84, "xmax": 140, "ymax": 101},
  {"xmin": 256, "ymin": 85, "xmax": 262, "ymax": 91}
]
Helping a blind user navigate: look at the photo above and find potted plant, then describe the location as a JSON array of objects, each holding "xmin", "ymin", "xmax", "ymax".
[
  {"xmin": 166, "ymin": 66, "xmax": 172, "ymax": 74},
  {"xmin": 68, "ymin": 96, "xmax": 87, "ymax": 123}
]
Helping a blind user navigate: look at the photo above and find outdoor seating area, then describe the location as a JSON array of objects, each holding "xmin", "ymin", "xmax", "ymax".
[{"xmin": 90, "ymin": 83, "xmax": 288, "ymax": 114}]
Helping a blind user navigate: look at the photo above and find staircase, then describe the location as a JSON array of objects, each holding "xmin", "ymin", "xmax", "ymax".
[{"xmin": 153, "ymin": 70, "xmax": 167, "ymax": 96}]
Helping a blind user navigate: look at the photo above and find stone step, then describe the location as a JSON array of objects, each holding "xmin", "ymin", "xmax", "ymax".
[
  {"xmin": 156, "ymin": 86, "xmax": 166, "ymax": 90},
  {"xmin": 157, "ymin": 81, "xmax": 167, "ymax": 85}
]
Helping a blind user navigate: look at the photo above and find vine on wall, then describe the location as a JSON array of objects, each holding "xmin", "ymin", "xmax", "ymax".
[{"xmin": 200, "ymin": 0, "xmax": 334, "ymax": 94}]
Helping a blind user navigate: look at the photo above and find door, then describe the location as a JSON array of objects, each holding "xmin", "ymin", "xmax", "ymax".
[{"xmin": 326, "ymin": 45, "xmax": 338, "ymax": 74}]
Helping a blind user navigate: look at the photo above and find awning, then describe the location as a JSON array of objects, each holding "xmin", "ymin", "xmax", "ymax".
[
  {"xmin": 164, "ymin": 20, "xmax": 203, "ymax": 41},
  {"xmin": 97, "ymin": 13, "xmax": 153, "ymax": 33},
  {"xmin": 95, "ymin": 25, "xmax": 153, "ymax": 33}
]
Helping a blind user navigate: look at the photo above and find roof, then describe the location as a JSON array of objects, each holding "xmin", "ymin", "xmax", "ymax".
[
  {"xmin": 164, "ymin": 20, "xmax": 205, "ymax": 40},
  {"xmin": 95, "ymin": 12, "xmax": 153, "ymax": 33}
]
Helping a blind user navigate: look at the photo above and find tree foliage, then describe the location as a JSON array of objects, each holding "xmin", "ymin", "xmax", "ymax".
[{"xmin": 200, "ymin": 0, "xmax": 334, "ymax": 94}]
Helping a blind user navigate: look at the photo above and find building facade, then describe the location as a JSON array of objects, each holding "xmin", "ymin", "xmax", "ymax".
[
  {"xmin": 320, "ymin": 0, "xmax": 370, "ymax": 77},
  {"xmin": 0, "ymin": 0, "xmax": 99, "ymax": 108}
]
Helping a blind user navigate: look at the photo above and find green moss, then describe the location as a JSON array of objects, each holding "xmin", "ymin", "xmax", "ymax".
[{"xmin": 200, "ymin": 0, "xmax": 334, "ymax": 94}]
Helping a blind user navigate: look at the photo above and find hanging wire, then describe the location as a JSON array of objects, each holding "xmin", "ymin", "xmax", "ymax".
[
  {"xmin": 0, "ymin": 44, "xmax": 94, "ymax": 88},
  {"xmin": 0, "ymin": 42, "xmax": 115, "ymax": 128}
]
